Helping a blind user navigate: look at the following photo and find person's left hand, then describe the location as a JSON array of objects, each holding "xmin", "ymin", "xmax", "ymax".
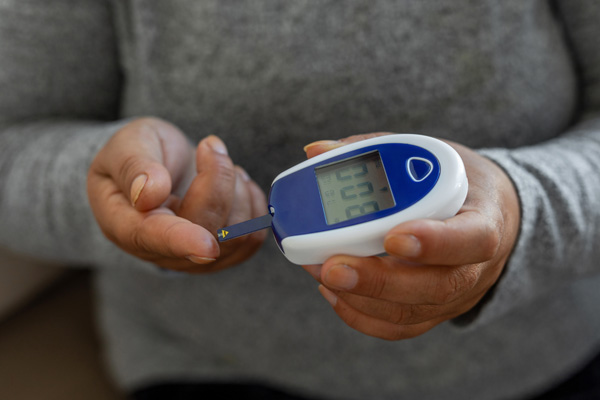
[
  {"xmin": 302, "ymin": 133, "xmax": 521, "ymax": 340},
  {"xmin": 87, "ymin": 117, "xmax": 267, "ymax": 274}
]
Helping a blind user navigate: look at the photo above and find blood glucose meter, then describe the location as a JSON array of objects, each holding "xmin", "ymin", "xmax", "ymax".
[{"xmin": 218, "ymin": 134, "xmax": 468, "ymax": 265}]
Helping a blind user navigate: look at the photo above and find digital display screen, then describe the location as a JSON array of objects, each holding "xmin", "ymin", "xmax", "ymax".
[{"xmin": 315, "ymin": 151, "xmax": 395, "ymax": 225}]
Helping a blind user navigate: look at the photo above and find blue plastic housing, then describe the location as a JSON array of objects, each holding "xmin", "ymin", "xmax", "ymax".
[{"xmin": 268, "ymin": 143, "xmax": 440, "ymax": 251}]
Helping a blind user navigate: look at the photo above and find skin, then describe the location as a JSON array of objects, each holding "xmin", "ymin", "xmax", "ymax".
[
  {"xmin": 88, "ymin": 120, "xmax": 520, "ymax": 340},
  {"xmin": 302, "ymin": 133, "xmax": 521, "ymax": 341},
  {"xmin": 87, "ymin": 117, "xmax": 268, "ymax": 273}
]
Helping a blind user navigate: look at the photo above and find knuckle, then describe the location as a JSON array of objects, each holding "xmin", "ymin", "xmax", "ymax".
[
  {"xmin": 360, "ymin": 257, "xmax": 388, "ymax": 299},
  {"xmin": 162, "ymin": 220, "xmax": 185, "ymax": 256},
  {"xmin": 111, "ymin": 220, "xmax": 129, "ymax": 246},
  {"xmin": 201, "ymin": 208, "xmax": 229, "ymax": 232},
  {"xmin": 390, "ymin": 304, "xmax": 412, "ymax": 325},
  {"xmin": 389, "ymin": 304, "xmax": 437, "ymax": 326},
  {"xmin": 132, "ymin": 216, "xmax": 167, "ymax": 256},
  {"xmin": 366, "ymin": 270, "xmax": 388, "ymax": 299},
  {"xmin": 433, "ymin": 268, "xmax": 479, "ymax": 304},
  {"xmin": 108, "ymin": 216, "xmax": 141, "ymax": 254},
  {"xmin": 129, "ymin": 222, "xmax": 149, "ymax": 254},
  {"xmin": 213, "ymin": 156, "xmax": 236, "ymax": 181},
  {"xmin": 480, "ymin": 224, "xmax": 501, "ymax": 260},
  {"xmin": 119, "ymin": 155, "xmax": 148, "ymax": 187}
]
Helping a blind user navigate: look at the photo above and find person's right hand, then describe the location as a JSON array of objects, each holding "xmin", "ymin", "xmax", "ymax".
[{"xmin": 87, "ymin": 117, "xmax": 267, "ymax": 273}]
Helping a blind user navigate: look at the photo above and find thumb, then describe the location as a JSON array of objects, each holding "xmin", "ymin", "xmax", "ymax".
[
  {"xmin": 93, "ymin": 118, "xmax": 193, "ymax": 211},
  {"xmin": 303, "ymin": 132, "xmax": 393, "ymax": 159},
  {"xmin": 178, "ymin": 135, "xmax": 236, "ymax": 230}
]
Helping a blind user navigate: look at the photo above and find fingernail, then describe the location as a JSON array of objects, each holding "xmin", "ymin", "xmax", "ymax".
[
  {"xmin": 385, "ymin": 234, "xmax": 421, "ymax": 258},
  {"xmin": 324, "ymin": 264, "xmax": 358, "ymax": 290},
  {"xmin": 303, "ymin": 140, "xmax": 340, "ymax": 153},
  {"xmin": 130, "ymin": 174, "xmax": 148, "ymax": 207},
  {"xmin": 186, "ymin": 255, "xmax": 217, "ymax": 264},
  {"xmin": 318, "ymin": 285, "xmax": 338, "ymax": 306},
  {"xmin": 205, "ymin": 135, "xmax": 228, "ymax": 155}
]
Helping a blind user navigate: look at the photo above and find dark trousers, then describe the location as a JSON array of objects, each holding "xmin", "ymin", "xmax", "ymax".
[
  {"xmin": 529, "ymin": 351, "xmax": 600, "ymax": 400},
  {"xmin": 132, "ymin": 382, "xmax": 318, "ymax": 400},
  {"xmin": 132, "ymin": 350, "xmax": 600, "ymax": 400}
]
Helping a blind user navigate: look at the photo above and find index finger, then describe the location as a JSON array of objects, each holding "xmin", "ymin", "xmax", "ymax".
[
  {"xmin": 303, "ymin": 132, "xmax": 393, "ymax": 158},
  {"xmin": 91, "ymin": 118, "xmax": 194, "ymax": 211},
  {"xmin": 177, "ymin": 135, "xmax": 237, "ymax": 233},
  {"xmin": 92, "ymin": 172, "xmax": 219, "ymax": 261},
  {"xmin": 320, "ymin": 255, "xmax": 481, "ymax": 305},
  {"xmin": 384, "ymin": 210, "xmax": 501, "ymax": 266}
]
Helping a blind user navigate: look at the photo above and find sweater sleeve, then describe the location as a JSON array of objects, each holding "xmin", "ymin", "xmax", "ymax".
[
  {"xmin": 0, "ymin": 0, "xmax": 146, "ymax": 270},
  {"xmin": 455, "ymin": 0, "xmax": 600, "ymax": 326}
]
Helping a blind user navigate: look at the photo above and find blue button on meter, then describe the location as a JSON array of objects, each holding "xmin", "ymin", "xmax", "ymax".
[
  {"xmin": 217, "ymin": 134, "xmax": 468, "ymax": 265},
  {"xmin": 408, "ymin": 157, "xmax": 433, "ymax": 181}
]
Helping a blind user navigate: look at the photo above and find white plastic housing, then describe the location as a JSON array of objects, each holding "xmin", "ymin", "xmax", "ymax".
[{"xmin": 274, "ymin": 134, "xmax": 468, "ymax": 265}]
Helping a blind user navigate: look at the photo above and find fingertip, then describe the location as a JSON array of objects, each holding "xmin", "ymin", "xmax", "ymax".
[
  {"xmin": 384, "ymin": 233, "xmax": 422, "ymax": 259},
  {"xmin": 323, "ymin": 264, "xmax": 359, "ymax": 290},
  {"xmin": 199, "ymin": 231, "xmax": 221, "ymax": 259},
  {"xmin": 318, "ymin": 284, "xmax": 338, "ymax": 307},
  {"xmin": 192, "ymin": 135, "xmax": 232, "ymax": 179},
  {"xmin": 195, "ymin": 135, "xmax": 235, "ymax": 179},
  {"xmin": 303, "ymin": 140, "xmax": 341, "ymax": 158},
  {"xmin": 170, "ymin": 219, "xmax": 221, "ymax": 260},
  {"xmin": 384, "ymin": 218, "xmax": 441, "ymax": 257},
  {"xmin": 201, "ymin": 135, "xmax": 228, "ymax": 156},
  {"xmin": 303, "ymin": 140, "xmax": 340, "ymax": 151},
  {"xmin": 303, "ymin": 133, "xmax": 393, "ymax": 159}
]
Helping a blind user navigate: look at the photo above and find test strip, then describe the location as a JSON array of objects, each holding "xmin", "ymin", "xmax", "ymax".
[{"xmin": 217, "ymin": 213, "xmax": 273, "ymax": 242}]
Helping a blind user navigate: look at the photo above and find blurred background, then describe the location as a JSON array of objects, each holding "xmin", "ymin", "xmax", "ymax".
[{"xmin": 0, "ymin": 248, "xmax": 124, "ymax": 400}]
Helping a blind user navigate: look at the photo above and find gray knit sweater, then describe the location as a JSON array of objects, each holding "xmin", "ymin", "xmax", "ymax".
[{"xmin": 1, "ymin": 1, "xmax": 600, "ymax": 399}]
